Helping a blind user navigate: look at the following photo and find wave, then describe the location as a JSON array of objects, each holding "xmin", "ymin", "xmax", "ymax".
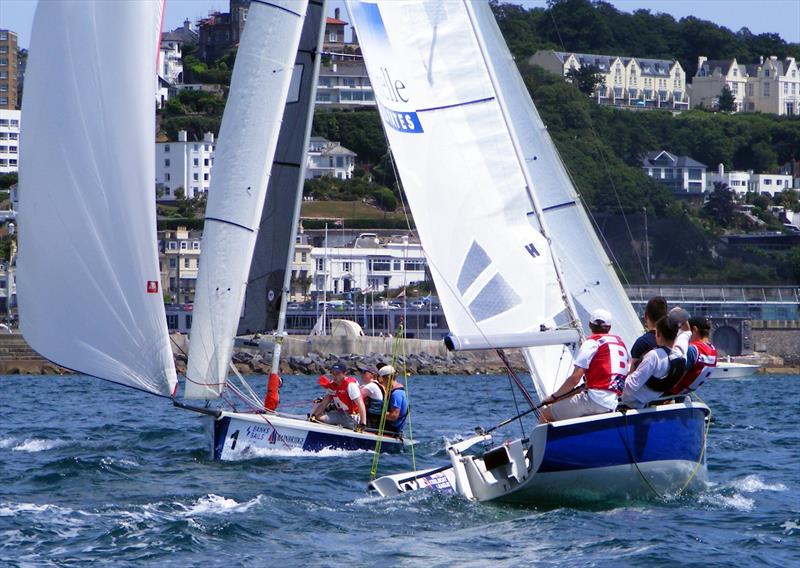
[
  {"xmin": 10, "ymin": 438, "xmax": 64, "ymax": 452},
  {"xmin": 730, "ymin": 474, "xmax": 786, "ymax": 493},
  {"xmin": 179, "ymin": 494, "xmax": 263, "ymax": 516},
  {"xmin": 698, "ymin": 491, "xmax": 755, "ymax": 512},
  {"xmin": 0, "ymin": 502, "xmax": 74, "ymax": 517}
]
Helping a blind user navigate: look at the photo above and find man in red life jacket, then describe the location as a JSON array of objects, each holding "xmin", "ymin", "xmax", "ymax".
[
  {"xmin": 669, "ymin": 315, "xmax": 717, "ymax": 395},
  {"xmin": 539, "ymin": 309, "xmax": 630, "ymax": 423},
  {"xmin": 310, "ymin": 362, "xmax": 367, "ymax": 431}
]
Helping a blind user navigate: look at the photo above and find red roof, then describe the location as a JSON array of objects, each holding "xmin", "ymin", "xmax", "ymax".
[{"xmin": 326, "ymin": 17, "xmax": 348, "ymax": 25}]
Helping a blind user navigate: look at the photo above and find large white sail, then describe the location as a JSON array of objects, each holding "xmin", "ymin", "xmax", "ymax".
[
  {"xmin": 466, "ymin": 1, "xmax": 642, "ymax": 395},
  {"xmin": 186, "ymin": 0, "xmax": 310, "ymax": 399},
  {"xmin": 17, "ymin": 1, "xmax": 177, "ymax": 396},
  {"xmin": 346, "ymin": 0, "xmax": 575, "ymax": 351}
]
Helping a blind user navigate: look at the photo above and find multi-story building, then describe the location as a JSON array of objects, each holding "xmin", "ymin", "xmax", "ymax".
[
  {"xmin": 157, "ymin": 20, "xmax": 196, "ymax": 108},
  {"xmin": 0, "ymin": 30, "xmax": 18, "ymax": 110},
  {"xmin": 306, "ymin": 137, "xmax": 357, "ymax": 179},
  {"xmin": 0, "ymin": 109, "xmax": 20, "ymax": 173},
  {"xmin": 692, "ymin": 56, "xmax": 800, "ymax": 115},
  {"xmin": 530, "ymin": 50, "xmax": 689, "ymax": 109},
  {"xmin": 310, "ymin": 233, "xmax": 428, "ymax": 295},
  {"xmin": 748, "ymin": 173, "xmax": 795, "ymax": 196},
  {"xmin": 642, "ymin": 150, "xmax": 707, "ymax": 193},
  {"xmin": 316, "ymin": 60, "xmax": 375, "ymax": 107},
  {"xmin": 156, "ymin": 130, "xmax": 215, "ymax": 200},
  {"xmin": 706, "ymin": 163, "xmax": 751, "ymax": 195},
  {"xmin": 289, "ymin": 228, "xmax": 315, "ymax": 301},
  {"xmin": 158, "ymin": 226, "xmax": 202, "ymax": 304},
  {"xmin": 197, "ymin": 0, "xmax": 249, "ymax": 63}
]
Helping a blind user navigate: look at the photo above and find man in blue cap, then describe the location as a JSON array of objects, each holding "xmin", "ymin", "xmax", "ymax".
[{"xmin": 310, "ymin": 362, "xmax": 367, "ymax": 431}]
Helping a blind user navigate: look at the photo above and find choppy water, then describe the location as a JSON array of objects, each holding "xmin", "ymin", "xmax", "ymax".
[{"xmin": 1, "ymin": 373, "xmax": 798, "ymax": 566}]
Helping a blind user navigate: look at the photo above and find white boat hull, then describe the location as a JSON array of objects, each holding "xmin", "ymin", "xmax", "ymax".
[
  {"xmin": 707, "ymin": 363, "xmax": 760, "ymax": 379},
  {"xmin": 370, "ymin": 401, "xmax": 709, "ymax": 504},
  {"xmin": 209, "ymin": 410, "xmax": 405, "ymax": 460}
]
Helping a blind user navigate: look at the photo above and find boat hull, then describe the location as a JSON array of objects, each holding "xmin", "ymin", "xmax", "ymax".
[
  {"xmin": 707, "ymin": 363, "xmax": 760, "ymax": 379},
  {"xmin": 210, "ymin": 411, "xmax": 405, "ymax": 460},
  {"xmin": 370, "ymin": 401, "xmax": 709, "ymax": 504}
]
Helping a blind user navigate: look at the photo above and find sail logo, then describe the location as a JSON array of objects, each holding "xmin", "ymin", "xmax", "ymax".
[
  {"xmin": 146, "ymin": 280, "xmax": 159, "ymax": 294},
  {"xmin": 525, "ymin": 243, "xmax": 540, "ymax": 258}
]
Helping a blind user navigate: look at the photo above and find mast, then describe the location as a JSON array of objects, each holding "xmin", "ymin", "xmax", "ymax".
[
  {"xmin": 462, "ymin": 0, "xmax": 584, "ymax": 343},
  {"xmin": 269, "ymin": 2, "xmax": 327, "ymax": 374}
]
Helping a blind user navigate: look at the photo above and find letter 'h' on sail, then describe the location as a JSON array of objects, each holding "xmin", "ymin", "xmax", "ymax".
[{"xmin": 185, "ymin": 1, "xmax": 310, "ymax": 399}]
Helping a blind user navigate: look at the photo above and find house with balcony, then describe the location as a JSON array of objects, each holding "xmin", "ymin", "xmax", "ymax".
[
  {"xmin": 642, "ymin": 150, "xmax": 707, "ymax": 194},
  {"xmin": 691, "ymin": 55, "xmax": 800, "ymax": 115},
  {"xmin": 0, "ymin": 109, "xmax": 19, "ymax": 173},
  {"xmin": 158, "ymin": 226, "xmax": 202, "ymax": 304},
  {"xmin": 306, "ymin": 137, "xmax": 357, "ymax": 179},
  {"xmin": 529, "ymin": 50, "xmax": 688, "ymax": 109},
  {"xmin": 316, "ymin": 60, "xmax": 375, "ymax": 107}
]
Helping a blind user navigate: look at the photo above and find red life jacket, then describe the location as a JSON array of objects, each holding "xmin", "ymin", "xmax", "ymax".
[
  {"xmin": 669, "ymin": 341, "xmax": 717, "ymax": 395},
  {"xmin": 584, "ymin": 333, "xmax": 629, "ymax": 395},
  {"xmin": 332, "ymin": 376, "xmax": 360, "ymax": 414}
]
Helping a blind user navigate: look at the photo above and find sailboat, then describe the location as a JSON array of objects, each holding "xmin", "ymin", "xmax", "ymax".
[
  {"xmin": 19, "ymin": 0, "xmax": 403, "ymax": 461},
  {"xmin": 345, "ymin": 0, "xmax": 710, "ymax": 503}
]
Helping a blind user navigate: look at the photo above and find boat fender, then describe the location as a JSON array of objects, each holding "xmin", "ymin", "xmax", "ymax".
[{"xmin": 264, "ymin": 373, "xmax": 282, "ymax": 411}]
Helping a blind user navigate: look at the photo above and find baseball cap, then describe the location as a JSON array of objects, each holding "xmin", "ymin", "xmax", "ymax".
[
  {"xmin": 378, "ymin": 365, "xmax": 396, "ymax": 377},
  {"xmin": 688, "ymin": 315, "xmax": 711, "ymax": 332},
  {"xmin": 667, "ymin": 307, "xmax": 691, "ymax": 328},
  {"xmin": 330, "ymin": 362, "xmax": 347, "ymax": 372},
  {"xmin": 589, "ymin": 308, "xmax": 612, "ymax": 326}
]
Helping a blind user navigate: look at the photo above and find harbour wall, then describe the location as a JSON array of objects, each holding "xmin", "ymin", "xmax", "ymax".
[{"xmin": 751, "ymin": 320, "xmax": 800, "ymax": 366}]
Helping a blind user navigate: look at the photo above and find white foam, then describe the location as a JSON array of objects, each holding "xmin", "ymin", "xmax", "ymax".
[
  {"xmin": 180, "ymin": 494, "xmax": 263, "ymax": 516},
  {"xmin": 0, "ymin": 502, "xmax": 73, "ymax": 517},
  {"xmin": 699, "ymin": 492, "xmax": 755, "ymax": 512},
  {"xmin": 243, "ymin": 446, "xmax": 370, "ymax": 459},
  {"xmin": 11, "ymin": 438, "xmax": 64, "ymax": 452},
  {"xmin": 732, "ymin": 474, "xmax": 786, "ymax": 493},
  {"xmin": 0, "ymin": 437, "xmax": 15, "ymax": 449},
  {"xmin": 100, "ymin": 457, "xmax": 139, "ymax": 468},
  {"xmin": 781, "ymin": 519, "xmax": 799, "ymax": 534}
]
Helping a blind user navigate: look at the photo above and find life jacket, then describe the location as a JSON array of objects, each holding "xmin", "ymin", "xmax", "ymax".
[
  {"xmin": 668, "ymin": 341, "xmax": 717, "ymax": 395},
  {"xmin": 584, "ymin": 334, "xmax": 630, "ymax": 395},
  {"xmin": 645, "ymin": 346, "xmax": 687, "ymax": 394},
  {"xmin": 384, "ymin": 385, "xmax": 408, "ymax": 432},
  {"xmin": 363, "ymin": 381, "xmax": 385, "ymax": 416},
  {"xmin": 332, "ymin": 376, "xmax": 360, "ymax": 415}
]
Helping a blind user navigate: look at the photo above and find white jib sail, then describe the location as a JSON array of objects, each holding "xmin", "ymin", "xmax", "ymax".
[
  {"xmin": 346, "ymin": 0, "xmax": 572, "ymax": 351},
  {"xmin": 185, "ymin": 0, "xmax": 310, "ymax": 399},
  {"xmin": 466, "ymin": 1, "xmax": 642, "ymax": 396},
  {"xmin": 17, "ymin": 1, "xmax": 177, "ymax": 396}
]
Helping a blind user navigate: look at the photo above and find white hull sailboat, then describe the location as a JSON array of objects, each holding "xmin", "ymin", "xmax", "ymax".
[
  {"xmin": 346, "ymin": 0, "xmax": 711, "ymax": 504},
  {"xmin": 707, "ymin": 362, "xmax": 760, "ymax": 379},
  {"xmin": 19, "ymin": 0, "xmax": 403, "ymax": 461}
]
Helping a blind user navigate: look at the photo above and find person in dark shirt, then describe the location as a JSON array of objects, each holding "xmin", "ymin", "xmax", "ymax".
[{"xmin": 630, "ymin": 296, "xmax": 668, "ymax": 371}]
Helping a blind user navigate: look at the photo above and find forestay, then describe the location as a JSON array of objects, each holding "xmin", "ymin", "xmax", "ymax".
[
  {"xmin": 17, "ymin": 1, "xmax": 177, "ymax": 397},
  {"xmin": 346, "ymin": 0, "xmax": 571, "ymax": 350},
  {"xmin": 186, "ymin": 0, "xmax": 310, "ymax": 399},
  {"xmin": 238, "ymin": 1, "xmax": 326, "ymax": 336},
  {"xmin": 465, "ymin": 1, "xmax": 642, "ymax": 396}
]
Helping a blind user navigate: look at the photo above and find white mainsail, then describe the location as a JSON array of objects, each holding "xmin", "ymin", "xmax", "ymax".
[
  {"xmin": 186, "ymin": 0, "xmax": 310, "ymax": 399},
  {"xmin": 17, "ymin": 1, "xmax": 177, "ymax": 396},
  {"xmin": 346, "ymin": 0, "xmax": 576, "ymax": 352},
  {"xmin": 466, "ymin": 1, "xmax": 642, "ymax": 395}
]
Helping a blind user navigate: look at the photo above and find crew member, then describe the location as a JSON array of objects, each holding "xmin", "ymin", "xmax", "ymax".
[
  {"xmin": 359, "ymin": 365, "xmax": 385, "ymax": 429},
  {"xmin": 668, "ymin": 315, "xmax": 717, "ymax": 395},
  {"xmin": 377, "ymin": 365, "xmax": 408, "ymax": 434},
  {"xmin": 539, "ymin": 309, "xmax": 629, "ymax": 423},
  {"xmin": 630, "ymin": 296, "xmax": 668, "ymax": 371},
  {"xmin": 310, "ymin": 362, "xmax": 367, "ymax": 431}
]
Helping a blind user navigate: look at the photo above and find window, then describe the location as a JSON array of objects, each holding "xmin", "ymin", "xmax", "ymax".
[
  {"xmin": 301, "ymin": 252, "xmax": 307, "ymax": 262},
  {"xmin": 342, "ymin": 262, "xmax": 352, "ymax": 272},
  {"xmin": 204, "ymin": 145, "xmax": 210, "ymax": 151},
  {"xmin": 164, "ymin": 173, "xmax": 171, "ymax": 182},
  {"xmin": 405, "ymin": 259, "xmax": 426, "ymax": 271},
  {"xmin": 169, "ymin": 258, "xmax": 177, "ymax": 268},
  {"xmin": 184, "ymin": 258, "xmax": 190, "ymax": 268},
  {"xmin": 0, "ymin": 59, "xmax": 7, "ymax": 66},
  {"xmin": 764, "ymin": 83, "xmax": 770, "ymax": 97},
  {"xmin": 192, "ymin": 241, "xmax": 200, "ymax": 250},
  {"xmin": 9, "ymin": 133, "xmax": 17, "ymax": 139},
  {"xmin": 193, "ymin": 144, "xmax": 199, "ymax": 151},
  {"xmin": 166, "ymin": 314, "xmax": 178, "ymax": 329},
  {"xmin": 203, "ymin": 173, "xmax": 209, "ymax": 180},
  {"xmin": 0, "ymin": 71, "xmax": 6, "ymax": 79},
  {"xmin": 0, "ymin": 98, "xmax": 7, "ymax": 106},
  {"xmin": 0, "ymin": 84, "xmax": 7, "ymax": 92},
  {"xmin": 164, "ymin": 158, "xmax": 170, "ymax": 167},
  {"xmin": 392, "ymin": 260, "xmax": 401, "ymax": 271},
  {"xmin": 688, "ymin": 169, "xmax": 702, "ymax": 181},
  {"xmin": 204, "ymin": 158, "xmax": 209, "ymax": 166},
  {"xmin": 316, "ymin": 258, "xmax": 325, "ymax": 271},
  {"xmin": 192, "ymin": 173, "xmax": 199, "ymax": 181},
  {"xmin": 193, "ymin": 158, "xmax": 199, "ymax": 166},
  {"xmin": 369, "ymin": 258, "xmax": 391, "ymax": 271},
  {"xmin": 764, "ymin": 179, "xmax": 772, "ymax": 185},
  {"xmin": 329, "ymin": 32, "xmax": 337, "ymax": 42},
  {"xmin": 164, "ymin": 144, "xmax": 170, "ymax": 153},
  {"xmin": 180, "ymin": 241, "xmax": 188, "ymax": 249},
  {"xmin": 765, "ymin": 69, "xmax": 770, "ymax": 77}
]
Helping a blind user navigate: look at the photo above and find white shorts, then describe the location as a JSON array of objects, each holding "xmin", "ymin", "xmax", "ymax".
[{"xmin": 547, "ymin": 391, "xmax": 613, "ymax": 422}]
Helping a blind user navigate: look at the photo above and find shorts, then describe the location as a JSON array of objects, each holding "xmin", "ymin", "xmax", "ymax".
[{"xmin": 547, "ymin": 391, "xmax": 613, "ymax": 422}]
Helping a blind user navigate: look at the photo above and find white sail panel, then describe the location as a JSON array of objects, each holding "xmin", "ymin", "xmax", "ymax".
[
  {"xmin": 468, "ymin": 1, "xmax": 642, "ymax": 396},
  {"xmin": 186, "ymin": 0, "xmax": 309, "ymax": 399},
  {"xmin": 347, "ymin": 0, "xmax": 569, "ymax": 345},
  {"xmin": 17, "ymin": 1, "xmax": 177, "ymax": 396}
]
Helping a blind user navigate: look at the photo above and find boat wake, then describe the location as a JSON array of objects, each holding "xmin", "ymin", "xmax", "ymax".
[
  {"xmin": 242, "ymin": 446, "xmax": 371, "ymax": 459},
  {"xmin": 698, "ymin": 474, "xmax": 787, "ymax": 511},
  {"xmin": 2, "ymin": 437, "xmax": 65, "ymax": 453}
]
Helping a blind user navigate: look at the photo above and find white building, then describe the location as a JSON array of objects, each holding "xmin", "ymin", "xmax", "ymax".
[
  {"xmin": 707, "ymin": 164, "xmax": 751, "ymax": 195},
  {"xmin": 316, "ymin": 60, "xmax": 375, "ymax": 108},
  {"xmin": 310, "ymin": 233, "xmax": 427, "ymax": 295},
  {"xmin": 641, "ymin": 150, "xmax": 707, "ymax": 194},
  {"xmin": 0, "ymin": 109, "xmax": 20, "ymax": 173},
  {"xmin": 156, "ymin": 130, "xmax": 215, "ymax": 200},
  {"xmin": 748, "ymin": 173, "xmax": 794, "ymax": 196},
  {"xmin": 306, "ymin": 137, "xmax": 357, "ymax": 179},
  {"xmin": 158, "ymin": 226, "xmax": 201, "ymax": 304}
]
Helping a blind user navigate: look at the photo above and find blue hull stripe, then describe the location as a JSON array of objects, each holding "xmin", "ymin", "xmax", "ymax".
[{"xmin": 539, "ymin": 407, "xmax": 707, "ymax": 473}]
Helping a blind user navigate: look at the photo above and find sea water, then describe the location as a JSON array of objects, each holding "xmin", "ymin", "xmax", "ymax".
[{"xmin": 1, "ymin": 373, "xmax": 798, "ymax": 566}]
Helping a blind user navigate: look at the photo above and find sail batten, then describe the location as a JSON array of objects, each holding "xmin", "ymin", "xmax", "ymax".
[
  {"xmin": 186, "ymin": 0, "xmax": 310, "ymax": 399},
  {"xmin": 18, "ymin": 1, "xmax": 177, "ymax": 397}
]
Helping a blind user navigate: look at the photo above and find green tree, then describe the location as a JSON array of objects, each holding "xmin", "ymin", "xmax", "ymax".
[
  {"xmin": 717, "ymin": 85, "xmax": 736, "ymax": 111},
  {"xmin": 565, "ymin": 64, "xmax": 605, "ymax": 95},
  {"xmin": 702, "ymin": 182, "xmax": 737, "ymax": 228}
]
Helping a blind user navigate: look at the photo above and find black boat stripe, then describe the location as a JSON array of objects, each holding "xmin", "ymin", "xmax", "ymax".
[
  {"xmin": 205, "ymin": 217, "xmax": 256, "ymax": 233},
  {"xmin": 542, "ymin": 201, "xmax": 578, "ymax": 212},
  {"xmin": 273, "ymin": 160, "xmax": 302, "ymax": 169},
  {"xmin": 251, "ymin": 0, "xmax": 303, "ymax": 18},
  {"xmin": 417, "ymin": 96, "xmax": 495, "ymax": 113}
]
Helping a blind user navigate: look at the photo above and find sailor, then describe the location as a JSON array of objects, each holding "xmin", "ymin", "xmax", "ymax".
[
  {"xmin": 310, "ymin": 362, "xmax": 367, "ymax": 432},
  {"xmin": 377, "ymin": 365, "xmax": 408, "ymax": 434},
  {"xmin": 620, "ymin": 312, "xmax": 691, "ymax": 408},
  {"xmin": 359, "ymin": 365, "xmax": 385, "ymax": 429},
  {"xmin": 630, "ymin": 296, "xmax": 668, "ymax": 371},
  {"xmin": 667, "ymin": 315, "xmax": 718, "ymax": 395},
  {"xmin": 539, "ymin": 309, "xmax": 629, "ymax": 423}
]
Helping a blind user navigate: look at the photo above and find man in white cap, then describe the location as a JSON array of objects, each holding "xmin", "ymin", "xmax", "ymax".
[
  {"xmin": 377, "ymin": 365, "xmax": 408, "ymax": 434},
  {"xmin": 539, "ymin": 308, "xmax": 630, "ymax": 423}
]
